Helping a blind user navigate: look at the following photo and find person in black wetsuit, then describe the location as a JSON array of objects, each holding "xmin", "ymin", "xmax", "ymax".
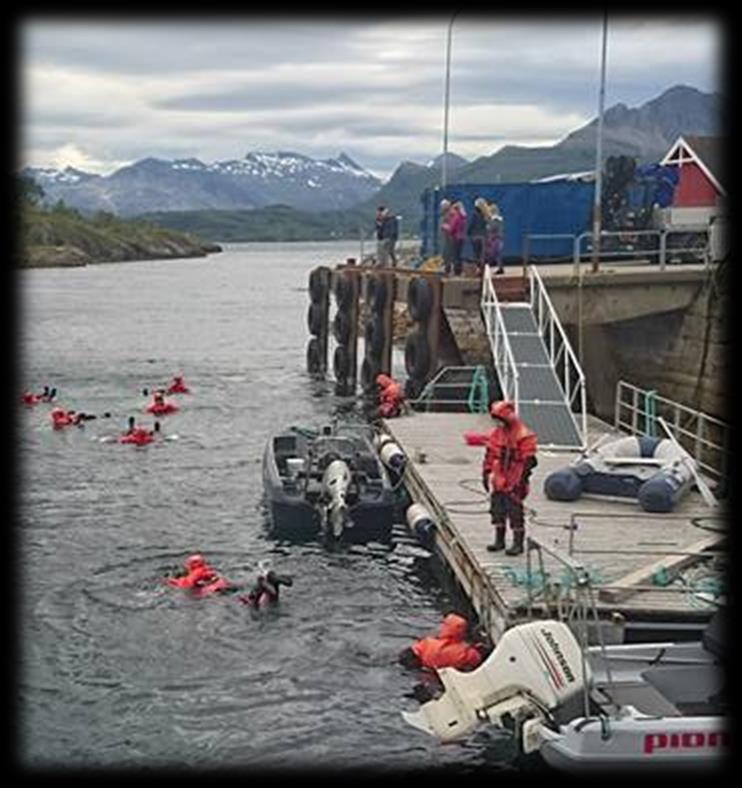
[{"xmin": 239, "ymin": 559, "xmax": 293, "ymax": 607}]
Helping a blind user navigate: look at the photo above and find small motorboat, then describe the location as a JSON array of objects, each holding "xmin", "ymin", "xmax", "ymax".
[
  {"xmin": 544, "ymin": 435, "xmax": 697, "ymax": 512},
  {"xmin": 262, "ymin": 423, "xmax": 399, "ymax": 540},
  {"xmin": 401, "ymin": 610, "xmax": 727, "ymax": 772}
]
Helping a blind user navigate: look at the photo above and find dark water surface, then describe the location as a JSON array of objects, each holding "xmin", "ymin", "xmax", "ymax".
[{"xmin": 18, "ymin": 242, "xmax": 513, "ymax": 772}]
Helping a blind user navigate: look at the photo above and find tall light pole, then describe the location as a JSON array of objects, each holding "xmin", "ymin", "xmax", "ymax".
[
  {"xmin": 591, "ymin": 12, "xmax": 608, "ymax": 273},
  {"xmin": 442, "ymin": 11, "xmax": 459, "ymax": 192}
]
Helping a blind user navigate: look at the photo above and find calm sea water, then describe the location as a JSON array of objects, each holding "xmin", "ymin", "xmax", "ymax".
[{"xmin": 18, "ymin": 242, "xmax": 515, "ymax": 772}]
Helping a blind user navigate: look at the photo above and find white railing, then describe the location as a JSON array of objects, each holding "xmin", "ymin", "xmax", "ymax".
[
  {"xmin": 480, "ymin": 264, "xmax": 520, "ymax": 406},
  {"xmin": 522, "ymin": 228, "xmax": 712, "ymax": 271},
  {"xmin": 528, "ymin": 265, "xmax": 587, "ymax": 448},
  {"xmin": 614, "ymin": 380, "xmax": 730, "ymax": 482}
]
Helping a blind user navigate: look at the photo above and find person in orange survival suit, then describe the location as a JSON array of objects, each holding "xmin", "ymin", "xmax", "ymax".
[
  {"xmin": 464, "ymin": 400, "xmax": 538, "ymax": 555},
  {"xmin": 375, "ymin": 373, "xmax": 405, "ymax": 418},
  {"xmin": 397, "ymin": 613, "xmax": 488, "ymax": 673},
  {"xmin": 167, "ymin": 554, "xmax": 226, "ymax": 592}
]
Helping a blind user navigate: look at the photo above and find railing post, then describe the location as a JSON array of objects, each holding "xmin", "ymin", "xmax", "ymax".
[{"xmin": 659, "ymin": 230, "xmax": 667, "ymax": 271}]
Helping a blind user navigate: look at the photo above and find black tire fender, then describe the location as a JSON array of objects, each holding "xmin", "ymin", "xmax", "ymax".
[
  {"xmin": 368, "ymin": 275, "xmax": 388, "ymax": 314},
  {"xmin": 364, "ymin": 314, "xmax": 385, "ymax": 358},
  {"xmin": 334, "ymin": 274, "xmax": 353, "ymax": 309},
  {"xmin": 407, "ymin": 276, "xmax": 433, "ymax": 322},
  {"xmin": 360, "ymin": 356, "xmax": 379, "ymax": 392},
  {"xmin": 309, "ymin": 268, "xmax": 326, "ymax": 302},
  {"xmin": 404, "ymin": 329, "xmax": 431, "ymax": 379},
  {"xmin": 332, "ymin": 310, "xmax": 351, "ymax": 345},
  {"xmin": 333, "ymin": 344, "xmax": 350, "ymax": 380},
  {"xmin": 306, "ymin": 336, "xmax": 322, "ymax": 374},
  {"xmin": 307, "ymin": 302, "xmax": 324, "ymax": 336}
]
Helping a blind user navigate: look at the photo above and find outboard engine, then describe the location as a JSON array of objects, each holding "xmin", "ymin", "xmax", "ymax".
[
  {"xmin": 374, "ymin": 433, "xmax": 407, "ymax": 477},
  {"xmin": 402, "ymin": 620, "xmax": 588, "ymax": 745},
  {"xmin": 321, "ymin": 458, "xmax": 352, "ymax": 537},
  {"xmin": 406, "ymin": 502, "xmax": 436, "ymax": 549}
]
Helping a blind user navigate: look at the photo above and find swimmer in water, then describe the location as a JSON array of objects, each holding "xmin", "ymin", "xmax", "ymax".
[{"xmin": 239, "ymin": 559, "xmax": 293, "ymax": 607}]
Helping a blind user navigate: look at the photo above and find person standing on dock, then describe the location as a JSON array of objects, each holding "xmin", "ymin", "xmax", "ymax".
[
  {"xmin": 486, "ymin": 202, "xmax": 505, "ymax": 274},
  {"xmin": 467, "ymin": 197, "xmax": 490, "ymax": 273},
  {"xmin": 375, "ymin": 206, "xmax": 398, "ymax": 267},
  {"xmin": 464, "ymin": 400, "xmax": 538, "ymax": 555}
]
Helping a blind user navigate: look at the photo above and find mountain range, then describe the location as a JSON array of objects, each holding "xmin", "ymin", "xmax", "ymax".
[
  {"xmin": 25, "ymin": 151, "xmax": 381, "ymax": 217},
  {"xmin": 23, "ymin": 84, "xmax": 721, "ymax": 238}
]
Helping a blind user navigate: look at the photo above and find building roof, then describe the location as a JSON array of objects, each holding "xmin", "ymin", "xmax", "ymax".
[{"xmin": 660, "ymin": 135, "xmax": 724, "ymax": 195}]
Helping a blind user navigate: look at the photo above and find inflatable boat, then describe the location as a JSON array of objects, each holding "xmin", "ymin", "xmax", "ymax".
[
  {"xmin": 544, "ymin": 435, "xmax": 697, "ymax": 512},
  {"xmin": 262, "ymin": 424, "xmax": 397, "ymax": 540}
]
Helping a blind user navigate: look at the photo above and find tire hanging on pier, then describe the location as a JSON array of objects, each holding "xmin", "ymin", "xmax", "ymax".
[
  {"xmin": 334, "ymin": 274, "xmax": 353, "ymax": 309},
  {"xmin": 332, "ymin": 310, "xmax": 351, "ymax": 345},
  {"xmin": 364, "ymin": 314, "xmax": 385, "ymax": 359},
  {"xmin": 368, "ymin": 276, "xmax": 388, "ymax": 314},
  {"xmin": 404, "ymin": 329, "xmax": 431, "ymax": 380},
  {"xmin": 307, "ymin": 302, "xmax": 324, "ymax": 336},
  {"xmin": 407, "ymin": 276, "xmax": 433, "ymax": 323},
  {"xmin": 309, "ymin": 268, "xmax": 327, "ymax": 302},
  {"xmin": 360, "ymin": 356, "xmax": 379, "ymax": 393},
  {"xmin": 333, "ymin": 344, "xmax": 350, "ymax": 380},
  {"xmin": 306, "ymin": 336, "xmax": 322, "ymax": 374}
]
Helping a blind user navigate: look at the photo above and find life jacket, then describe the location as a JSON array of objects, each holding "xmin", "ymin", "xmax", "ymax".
[
  {"xmin": 23, "ymin": 392, "xmax": 43, "ymax": 405},
  {"xmin": 146, "ymin": 399, "xmax": 178, "ymax": 415},
  {"xmin": 410, "ymin": 613, "xmax": 483, "ymax": 671},
  {"xmin": 118, "ymin": 428, "xmax": 154, "ymax": 445}
]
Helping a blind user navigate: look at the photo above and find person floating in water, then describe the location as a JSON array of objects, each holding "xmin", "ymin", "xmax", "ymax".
[
  {"xmin": 238, "ymin": 559, "xmax": 293, "ymax": 608},
  {"xmin": 146, "ymin": 389, "xmax": 179, "ymax": 416},
  {"xmin": 398, "ymin": 613, "xmax": 488, "ymax": 672},
  {"xmin": 375, "ymin": 373, "xmax": 405, "ymax": 419},
  {"xmin": 22, "ymin": 385, "xmax": 57, "ymax": 405},
  {"xmin": 166, "ymin": 554, "xmax": 230, "ymax": 595},
  {"xmin": 166, "ymin": 375, "xmax": 190, "ymax": 395},
  {"xmin": 118, "ymin": 417, "xmax": 161, "ymax": 445}
]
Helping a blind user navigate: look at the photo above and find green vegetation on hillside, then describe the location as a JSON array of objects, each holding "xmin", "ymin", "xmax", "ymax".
[
  {"xmin": 139, "ymin": 203, "xmax": 418, "ymax": 244},
  {"xmin": 18, "ymin": 175, "xmax": 221, "ymax": 268}
]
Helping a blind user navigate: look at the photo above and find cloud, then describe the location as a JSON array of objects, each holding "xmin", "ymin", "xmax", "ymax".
[{"xmin": 19, "ymin": 16, "xmax": 722, "ymax": 180}]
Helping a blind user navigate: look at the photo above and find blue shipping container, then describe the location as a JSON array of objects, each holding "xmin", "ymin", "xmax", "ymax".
[{"xmin": 420, "ymin": 180, "xmax": 596, "ymax": 262}]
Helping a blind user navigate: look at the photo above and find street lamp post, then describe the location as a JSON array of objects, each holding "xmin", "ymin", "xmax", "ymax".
[
  {"xmin": 591, "ymin": 12, "xmax": 608, "ymax": 273},
  {"xmin": 442, "ymin": 11, "xmax": 459, "ymax": 192}
]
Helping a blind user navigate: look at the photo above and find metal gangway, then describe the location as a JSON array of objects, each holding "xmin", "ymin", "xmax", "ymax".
[{"xmin": 481, "ymin": 263, "xmax": 587, "ymax": 450}]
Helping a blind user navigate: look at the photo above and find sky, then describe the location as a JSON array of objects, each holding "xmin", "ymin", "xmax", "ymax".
[{"xmin": 19, "ymin": 15, "xmax": 723, "ymax": 181}]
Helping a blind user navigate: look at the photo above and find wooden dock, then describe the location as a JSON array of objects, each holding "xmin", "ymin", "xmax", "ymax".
[{"xmin": 384, "ymin": 411, "xmax": 725, "ymax": 645}]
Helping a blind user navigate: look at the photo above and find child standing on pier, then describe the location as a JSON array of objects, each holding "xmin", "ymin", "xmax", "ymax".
[{"xmin": 464, "ymin": 400, "xmax": 538, "ymax": 555}]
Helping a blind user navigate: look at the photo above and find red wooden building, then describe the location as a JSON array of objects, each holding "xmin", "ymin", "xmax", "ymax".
[{"xmin": 660, "ymin": 135, "xmax": 724, "ymax": 208}]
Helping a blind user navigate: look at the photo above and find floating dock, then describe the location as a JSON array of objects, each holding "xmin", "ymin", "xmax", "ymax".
[{"xmin": 385, "ymin": 410, "xmax": 725, "ymax": 646}]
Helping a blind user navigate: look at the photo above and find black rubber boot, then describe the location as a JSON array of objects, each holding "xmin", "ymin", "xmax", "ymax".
[
  {"xmin": 486, "ymin": 526, "xmax": 506, "ymax": 552},
  {"xmin": 505, "ymin": 529, "xmax": 525, "ymax": 556}
]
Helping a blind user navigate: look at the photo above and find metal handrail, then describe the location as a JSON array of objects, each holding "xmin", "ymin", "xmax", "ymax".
[
  {"xmin": 527, "ymin": 265, "xmax": 587, "ymax": 448},
  {"xmin": 410, "ymin": 365, "xmax": 489, "ymax": 411},
  {"xmin": 615, "ymin": 380, "xmax": 730, "ymax": 481},
  {"xmin": 481, "ymin": 264, "xmax": 520, "ymax": 406}
]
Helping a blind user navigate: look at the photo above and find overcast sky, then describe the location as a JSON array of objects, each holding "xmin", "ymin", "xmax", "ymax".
[{"xmin": 19, "ymin": 15, "xmax": 723, "ymax": 180}]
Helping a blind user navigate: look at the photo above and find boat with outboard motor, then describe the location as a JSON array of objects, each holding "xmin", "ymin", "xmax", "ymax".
[
  {"xmin": 262, "ymin": 423, "xmax": 403, "ymax": 540},
  {"xmin": 401, "ymin": 610, "xmax": 727, "ymax": 772}
]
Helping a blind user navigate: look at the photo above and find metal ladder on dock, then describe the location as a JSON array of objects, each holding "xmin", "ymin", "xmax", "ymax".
[{"xmin": 481, "ymin": 264, "xmax": 587, "ymax": 450}]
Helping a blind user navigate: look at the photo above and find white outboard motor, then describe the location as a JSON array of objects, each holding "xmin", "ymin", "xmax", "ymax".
[
  {"xmin": 374, "ymin": 433, "xmax": 407, "ymax": 476},
  {"xmin": 406, "ymin": 502, "xmax": 436, "ymax": 549},
  {"xmin": 321, "ymin": 458, "xmax": 352, "ymax": 537},
  {"xmin": 402, "ymin": 620, "xmax": 589, "ymax": 744}
]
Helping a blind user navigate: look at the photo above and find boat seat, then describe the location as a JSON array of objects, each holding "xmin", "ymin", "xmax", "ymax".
[
  {"xmin": 593, "ymin": 682, "xmax": 681, "ymax": 717},
  {"xmin": 640, "ymin": 663, "xmax": 725, "ymax": 717}
]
